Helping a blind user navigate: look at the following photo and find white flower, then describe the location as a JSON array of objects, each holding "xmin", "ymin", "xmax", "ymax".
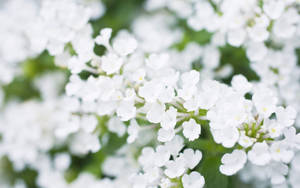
[
  {"xmin": 183, "ymin": 96, "xmax": 200, "ymax": 112},
  {"xmin": 70, "ymin": 131, "xmax": 101, "ymax": 155},
  {"xmin": 181, "ymin": 149, "xmax": 202, "ymax": 169},
  {"xmin": 54, "ymin": 153, "xmax": 71, "ymax": 171},
  {"xmin": 283, "ymin": 127, "xmax": 300, "ymax": 149},
  {"xmin": 198, "ymin": 80, "xmax": 222, "ymax": 109},
  {"xmin": 248, "ymin": 26, "xmax": 269, "ymax": 42},
  {"xmin": 231, "ymin": 74, "xmax": 252, "ymax": 95},
  {"xmin": 202, "ymin": 45, "xmax": 220, "ymax": 69},
  {"xmin": 67, "ymin": 56, "xmax": 86, "ymax": 74},
  {"xmin": 177, "ymin": 85, "xmax": 197, "ymax": 101},
  {"xmin": 253, "ymin": 87, "xmax": 277, "ymax": 118},
  {"xmin": 138, "ymin": 147, "xmax": 156, "ymax": 169},
  {"xmin": 130, "ymin": 68, "xmax": 146, "ymax": 83},
  {"xmin": 276, "ymin": 106, "xmax": 296, "ymax": 127},
  {"xmin": 266, "ymin": 120, "xmax": 283, "ymax": 138},
  {"xmin": 80, "ymin": 115, "xmax": 98, "ymax": 133},
  {"xmin": 127, "ymin": 119, "xmax": 140, "ymax": 143},
  {"xmin": 146, "ymin": 102, "xmax": 165, "ymax": 123},
  {"xmin": 270, "ymin": 142, "xmax": 294, "ymax": 163},
  {"xmin": 164, "ymin": 156, "xmax": 186, "ymax": 178},
  {"xmin": 158, "ymin": 85, "xmax": 175, "ymax": 103},
  {"xmin": 211, "ymin": 126, "xmax": 239, "ymax": 148},
  {"xmin": 263, "ymin": 1, "xmax": 284, "ymax": 19},
  {"xmin": 160, "ymin": 178, "xmax": 173, "ymax": 188},
  {"xmin": 181, "ymin": 70, "xmax": 200, "ymax": 87},
  {"xmin": 95, "ymin": 28, "xmax": 112, "ymax": 48},
  {"xmin": 131, "ymin": 174, "xmax": 148, "ymax": 188},
  {"xmin": 291, "ymin": 153, "xmax": 300, "ymax": 171},
  {"xmin": 164, "ymin": 135, "xmax": 184, "ymax": 157},
  {"xmin": 101, "ymin": 53, "xmax": 123, "ymax": 74},
  {"xmin": 158, "ymin": 128, "xmax": 175, "ymax": 142},
  {"xmin": 112, "ymin": 30, "xmax": 137, "ymax": 56},
  {"xmin": 97, "ymin": 100, "xmax": 117, "ymax": 116},
  {"xmin": 246, "ymin": 42, "xmax": 268, "ymax": 62},
  {"xmin": 116, "ymin": 100, "xmax": 136, "ymax": 121},
  {"xmin": 145, "ymin": 53, "xmax": 169, "ymax": 70},
  {"xmin": 273, "ymin": 9, "xmax": 299, "ymax": 38},
  {"xmin": 182, "ymin": 119, "xmax": 201, "ymax": 141},
  {"xmin": 238, "ymin": 133, "xmax": 255, "ymax": 148},
  {"xmin": 248, "ymin": 142, "xmax": 271, "ymax": 166},
  {"xmin": 182, "ymin": 171, "xmax": 205, "ymax": 188},
  {"xmin": 55, "ymin": 115, "xmax": 80, "ymax": 138},
  {"xmin": 227, "ymin": 28, "xmax": 246, "ymax": 47},
  {"xmin": 139, "ymin": 81, "xmax": 163, "ymax": 103},
  {"xmin": 220, "ymin": 149, "xmax": 247, "ymax": 176},
  {"xmin": 143, "ymin": 166, "xmax": 161, "ymax": 183},
  {"xmin": 154, "ymin": 145, "xmax": 171, "ymax": 167},
  {"xmin": 267, "ymin": 162, "xmax": 289, "ymax": 185},
  {"xmin": 107, "ymin": 117, "xmax": 126, "ymax": 136},
  {"xmin": 161, "ymin": 107, "xmax": 177, "ymax": 130}
]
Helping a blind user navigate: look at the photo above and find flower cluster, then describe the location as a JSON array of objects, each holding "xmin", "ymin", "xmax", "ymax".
[
  {"xmin": 0, "ymin": 0, "xmax": 104, "ymax": 83},
  {"xmin": 0, "ymin": 0, "xmax": 300, "ymax": 188},
  {"xmin": 60, "ymin": 25, "xmax": 300, "ymax": 187}
]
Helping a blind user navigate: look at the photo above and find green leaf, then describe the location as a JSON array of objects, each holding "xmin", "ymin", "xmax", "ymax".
[{"xmin": 198, "ymin": 156, "xmax": 229, "ymax": 188}]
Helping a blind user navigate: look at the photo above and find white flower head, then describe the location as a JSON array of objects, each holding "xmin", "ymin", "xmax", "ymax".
[
  {"xmin": 253, "ymin": 87, "xmax": 277, "ymax": 118},
  {"xmin": 211, "ymin": 126, "xmax": 239, "ymax": 148},
  {"xmin": 248, "ymin": 142, "xmax": 271, "ymax": 166},
  {"xmin": 146, "ymin": 102, "xmax": 165, "ymax": 123},
  {"xmin": 270, "ymin": 142, "xmax": 294, "ymax": 163},
  {"xmin": 107, "ymin": 117, "xmax": 126, "ymax": 137},
  {"xmin": 101, "ymin": 53, "xmax": 123, "ymax": 74},
  {"xmin": 80, "ymin": 115, "xmax": 98, "ymax": 133},
  {"xmin": 182, "ymin": 119, "xmax": 201, "ymax": 141},
  {"xmin": 116, "ymin": 100, "xmax": 136, "ymax": 121},
  {"xmin": 95, "ymin": 28, "xmax": 112, "ymax": 48},
  {"xmin": 227, "ymin": 28, "xmax": 246, "ymax": 47},
  {"xmin": 138, "ymin": 147, "xmax": 156, "ymax": 169},
  {"xmin": 276, "ymin": 106, "xmax": 297, "ymax": 128},
  {"xmin": 231, "ymin": 74, "xmax": 252, "ymax": 95},
  {"xmin": 238, "ymin": 133, "xmax": 255, "ymax": 148},
  {"xmin": 220, "ymin": 149, "xmax": 247, "ymax": 176},
  {"xmin": 161, "ymin": 107, "xmax": 177, "ymax": 130},
  {"xmin": 112, "ymin": 30, "xmax": 137, "ymax": 56},
  {"xmin": 154, "ymin": 145, "xmax": 171, "ymax": 167},
  {"xmin": 164, "ymin": 135, "xmax": 184, "ymax": 157},
  {"xmin": 164, "ymin": 156, "xmax": 186, "ymax": 178},
  {"xmin": 182, "ymin": 171, "xmax": 205, "ymax": 188},
  {"xmin": 181, "ymin": 149, "xmax": 202, "ymax": 169},
  {"xmin": 181, "ymin": 70, "xmax": 200, "ymax": 87},
  {"xmin": 158, "ymin": 128, "xmax": 175, "ymax": 142},
  {"xmin": 146, "ymin": 53, "xmax": 169, "ymax": 70}
]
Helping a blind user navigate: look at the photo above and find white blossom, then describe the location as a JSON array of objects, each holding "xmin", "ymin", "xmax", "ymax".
[
  {"xmin": 182, "ymin": 171, "xmax": 205, "ymax": 188},
  {"xmin": 248, "ymin": 142, "xmax": 271, "ymax": 166},
  {"xmin": 182, "ymin": 119, "xmax": 201, "ymax": 141},
  {"xmin": 220, "ymin": 149, "xmax": 247, "ymax": 176}
]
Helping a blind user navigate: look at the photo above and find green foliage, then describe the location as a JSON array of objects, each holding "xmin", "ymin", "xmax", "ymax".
[
  {"xmin": 22, "ymin": 51, "xmax": 57, "ymax": 79},
  {"xmin": 2, "ymin": 51, "xmax": 62, "ymax": 103},
  {"xmin": 0, "ymin": 157, "xmax": 38, "ymax": 188},
  {"xmin": 2, "ymin": 76, "xmax": 40, "ymax": 102},
  {"xmin": 219, "ymin": 45, "xmax": 259, "ymax": 83},
  {"xmin": 91, "ymin": 0, "xmax": 145, "ymax": 37},
  {"xmin": 198, "ymin": 156, "xmax": 229, "ymax": 188}
]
